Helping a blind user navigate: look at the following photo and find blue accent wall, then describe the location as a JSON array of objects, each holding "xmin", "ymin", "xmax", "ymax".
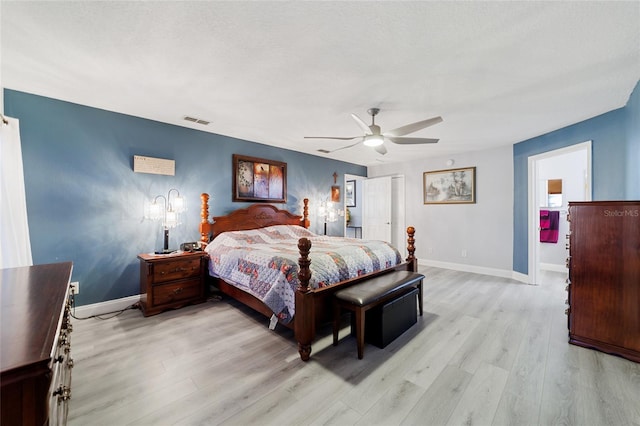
[
  {"xmin": 512, "ymin": 80, "xmax": 640, "ymax": 274},
  {"xmin": 4, "ymin": 89, "xmax": 366, "ymax": 306}
]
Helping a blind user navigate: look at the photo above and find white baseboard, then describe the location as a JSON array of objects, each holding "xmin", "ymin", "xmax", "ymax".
[
  {"xmin": 540, "ymin": 263, "xmax": 567, "ymax": 273},
  {"xmin": 71, "ymin": 295, "xmax": 140, "ymax": 318},
  {"xmin": 511, "ymin": 271, "xmax": 529, "ymax": 284},
  {"xmin": 419, "ymin": 259, "xmax": 519, "ymax": 281}
]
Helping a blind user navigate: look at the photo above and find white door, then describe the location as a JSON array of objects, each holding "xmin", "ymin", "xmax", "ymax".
[
  {"xmin": 390, "ymin": 176, "xmax": 406, "ymax": 257},
  {"xmin": 362, "ymin": 176, "xmax": 392, "ymax": 243}
]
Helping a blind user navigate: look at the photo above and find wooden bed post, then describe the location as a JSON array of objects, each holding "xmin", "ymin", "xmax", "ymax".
[
  {"xmin": 200, "ymin": 193, "xmax": 211, "ymax": 244},
  {"xmin": 302, "ymin": 198, "xmax": 310, "ymax": 229},
  {"xmin": 406, "ymin": 226, "xmax": 417, "ymax": 272},
  {"xmin": 295, "ymin": 237, "xmax": 314, "ymax": 361}
]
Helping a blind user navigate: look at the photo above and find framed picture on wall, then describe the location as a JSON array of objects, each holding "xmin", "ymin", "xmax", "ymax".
[
  {"xmin": 345, "ymin": 180, "xmax": 356, "ymax": 207},
  {"xmin": 423, "ymin": 166, "xmax": 476, "ymax": 204},
  {"xmin": 331, "ymin": 185, "xmax": 340, "ymax": 203},
  {"xmin": 233, "ymin": 154, "xmax": 287, "ymax": 203}
]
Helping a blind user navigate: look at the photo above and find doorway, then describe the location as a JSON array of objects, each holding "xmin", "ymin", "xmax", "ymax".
[
  {"xmin": 344, "ymin": 174, "xmax": 406, "ymax": 257},
  {"xmin": 527, "ymin": 141, "xmax": 591, "ymax": 285},
  {"xmin": 344, "ymin": 174, "xmax": 365, "ymax": 239}
]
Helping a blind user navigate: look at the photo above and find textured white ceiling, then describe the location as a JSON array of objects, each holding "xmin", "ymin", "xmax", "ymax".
[{"xmin": 2, "ymin": 1, "xmax": 639, "ymax": 166}]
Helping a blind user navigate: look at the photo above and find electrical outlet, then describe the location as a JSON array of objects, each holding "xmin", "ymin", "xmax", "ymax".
[
  {"xmin": 70, "ymin": 281, "xmax": 79, "ymax": 295},
  {"xmin": 461, "ymin": 249, "xmax": 468, "ymax": 258},
  {"xmin": 427, "ymin": 247, "xmax": 433, "ymax": 254}
]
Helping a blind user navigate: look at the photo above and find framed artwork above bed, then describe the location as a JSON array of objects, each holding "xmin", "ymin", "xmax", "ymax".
[{"xmin": 233, "ymin": 154, "xmax": 287, "ymax": 203}]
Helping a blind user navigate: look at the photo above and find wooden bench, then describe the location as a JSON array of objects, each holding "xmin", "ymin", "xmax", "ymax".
[{"xmin": 333, "ymin": 270, "xmax": 424, "ymax": 359}]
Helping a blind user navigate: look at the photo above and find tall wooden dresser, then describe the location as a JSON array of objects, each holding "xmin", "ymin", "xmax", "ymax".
[
  {"xmin": 566, "ymin": 201, "xmax": 639, "ymax": 363},
  {"xmin": 1, "ymin": 262, "xmax": 74, "ymax": 425}
]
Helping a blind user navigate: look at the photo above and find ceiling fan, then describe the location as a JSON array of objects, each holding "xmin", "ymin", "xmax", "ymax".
[{"xmin": 305, "ymin": 108, "xmax": 442, "ymax": 155}]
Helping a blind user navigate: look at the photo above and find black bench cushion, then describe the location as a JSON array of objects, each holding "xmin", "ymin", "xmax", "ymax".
[{"xmin": 335, "ymin": 270, "xmax": 424, "ymax": 306}]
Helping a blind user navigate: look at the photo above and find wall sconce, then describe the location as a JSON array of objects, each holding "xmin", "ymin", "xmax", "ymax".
[
  {"xmin": 147, "ymin": 188, "xmax": 185, "ymax": 254},
  {"xmin": 318, "ymin": 200, "xmax": 343, "ymax": 235}
]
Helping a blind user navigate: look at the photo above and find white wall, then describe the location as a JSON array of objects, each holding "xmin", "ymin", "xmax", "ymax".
[{"xmin": 368, "ymin": 145, "xmax": 514, "ymax": 276}]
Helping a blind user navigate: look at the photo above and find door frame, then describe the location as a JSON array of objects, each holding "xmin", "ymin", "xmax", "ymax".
[
  {"xmin": 344, "ymin": 173, "xmax": 365, "ymax": 237},
  {"xmin": 527, "ymin": 141, "xmax": 592, "ymax": 285},
  {"xmin": 344, "ymin": 173, "xmax": 406, "ymax": 255}
]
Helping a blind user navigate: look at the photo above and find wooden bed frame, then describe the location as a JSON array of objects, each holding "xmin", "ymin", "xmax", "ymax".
[{"xmin": 199, "ymin": 193, "xmax": 417, "ymax": 361}]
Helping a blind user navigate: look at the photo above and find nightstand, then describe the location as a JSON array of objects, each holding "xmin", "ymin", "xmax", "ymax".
[{"xmin": 137, "ymin": 251, "xmax": 207, "ymax": 316}]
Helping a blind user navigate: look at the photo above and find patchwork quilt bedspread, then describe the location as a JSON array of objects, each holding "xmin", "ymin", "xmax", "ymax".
[{"xmin": 205, "ymin": 225, "xmax": 402, "ymax": 323}]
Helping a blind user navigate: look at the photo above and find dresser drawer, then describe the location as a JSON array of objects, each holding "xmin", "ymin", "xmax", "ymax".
[
  {"xmin": 152, "ymin": 278, "xmax": 202, "ymax": 306},
  {"xmin": 50, "ymin": 339, "xmax": 72, "ymax": 426},
  {"xmin": 152, "ymin": 258, "xmax": 201, "ymax": 283}
]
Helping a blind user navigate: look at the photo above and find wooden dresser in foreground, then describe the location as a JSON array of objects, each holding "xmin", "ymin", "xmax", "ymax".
[
  {"xmin": 566, "ymin": 201, "xmax": 640, "ymax": 363},
  {"xmin": 138, "ymin": 251, "xmax": 207, "ymax": 316},
  {"xmin": 1, "ymin": 262, "xmax": 74, "ymax": 425}
]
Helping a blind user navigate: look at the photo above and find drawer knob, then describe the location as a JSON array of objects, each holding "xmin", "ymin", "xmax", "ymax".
[{"xmin": 173, "ymin": 287, "xmax": 184, "ymax": 295}]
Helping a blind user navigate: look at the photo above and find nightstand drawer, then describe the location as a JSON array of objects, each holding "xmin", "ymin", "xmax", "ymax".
[
  {"xmin": 138, "ymin": 251, "xmax": 207, "ymax": 316},
  {"xmin": 153, "ymin": 278, "xmax": 202, "ymax": 305},
  {"xmin": 153, "ymin": 258, "xmax": 201, "ymax": 283}
]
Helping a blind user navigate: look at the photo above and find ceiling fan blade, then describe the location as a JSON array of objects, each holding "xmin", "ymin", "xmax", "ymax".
[
  {"xmin": 374, "ymin": 144, "xmax": 387, "ymax": 155},
  {"xmin": 351, "ymin": 113, "xmax": 373, "ymax": 135},
  {"xmin": 317, "ymin": 140, "xmax": 363, "ymax": 154},
  {"xmin": 384, "ymin": 116, "xmax": 443, "ymax": 137},
  {"xmin": 304, "ymin": 136, "xmax": 361, "ymax": 141},
  {"xmin": 386, "ymin": 136, "xmax": 439, "ymax": 145}
]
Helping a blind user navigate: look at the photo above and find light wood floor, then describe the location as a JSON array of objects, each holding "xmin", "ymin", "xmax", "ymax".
[{"xmin": 68, "ymin": 268, "xmax": 640, "ymax": 426}]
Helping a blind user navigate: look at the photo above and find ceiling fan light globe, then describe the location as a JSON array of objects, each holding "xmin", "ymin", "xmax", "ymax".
[{"xmin": 363, "ymin": 135, "xmax": 384, "ymax": 146}]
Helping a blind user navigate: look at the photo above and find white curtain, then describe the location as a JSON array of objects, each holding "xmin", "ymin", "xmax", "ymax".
[{"xmin": 0, "ymin": 115, "xmax": 33, "ymax": 268}]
